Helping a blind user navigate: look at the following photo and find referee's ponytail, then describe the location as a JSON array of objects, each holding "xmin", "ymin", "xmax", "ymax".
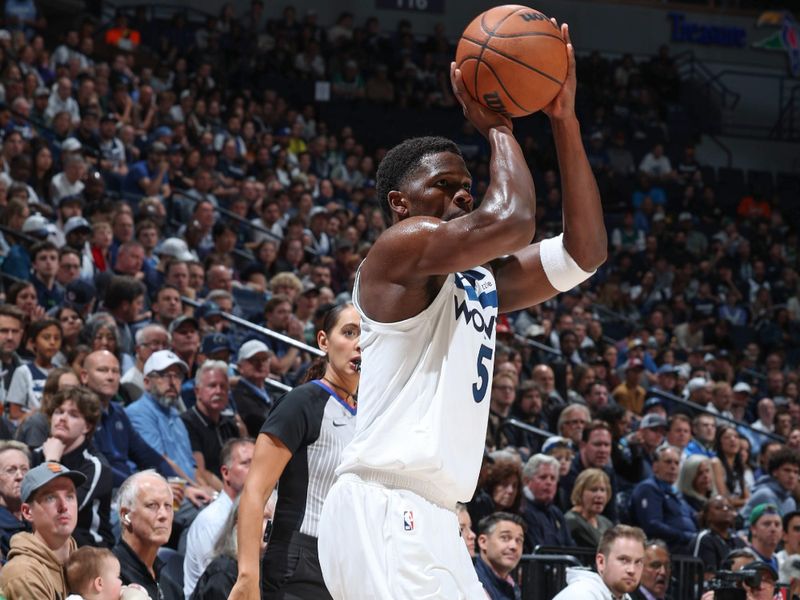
[{"xmin": 301, "ymin": 302, "xmax": 354, "ymax": 384}]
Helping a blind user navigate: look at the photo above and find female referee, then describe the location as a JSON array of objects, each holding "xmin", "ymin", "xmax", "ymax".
[{"xmin": 229, "ymin": 302, "xmax": 360, "ymax": 600}]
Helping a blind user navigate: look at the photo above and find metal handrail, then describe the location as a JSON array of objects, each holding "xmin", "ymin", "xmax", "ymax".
[
  {"xmin": 504, "ymin": 418, "xmax": 556, "ymax": 440},
  {"xmin": 648, "ymin": 388, "xmax": 786, "ymax": 443},
  {"xmin": 0, "ymin": 225, "xmax": 38, "ymax": 245},
  {"xmin": 181, "ymin": 295, "xmax": 324, "ymax": 357},
  {"xmin": 512, "ymin": 333, "xmax": 562, "ymax": 357},
  {"xmin": 264, "ymin": 378, "xmax": 293, "ymax": 394}
]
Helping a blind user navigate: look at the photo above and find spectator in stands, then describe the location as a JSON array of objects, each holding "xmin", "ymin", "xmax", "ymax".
[
  {"xmin": 113, "ymin": 470, "xmax": 173, "ymax": 600},
  {"xmin": 103, "ymin": 276, "xmax": 146, "ymax": 357},
  {"xmin": 556, "ymin": 403, "xmax": 591, "ymax": 446},
  {"xmin": 630, "ymin": 445, "xmax": 698, "ymax": 553},
  {"xmin": 0, "ymin": 461, "xmax": 84, "ymax": 599},
  {"xmin": 552, "ymin": 525, "xmax": 646, "ymax": 600},
  {"xmin": 183, "ymin": 438, "xmax": 254, "ymax": 598},
  {"xmin": 560, "ymin": 420, "xmax": 617, "ymax": 521},
  {"xmin": 29, "ymin": 241, "xmax": 63, "ymax": 311},
  {"xmin": 126, "ymin": 350, "xmax": 196, "ymax": 486},
  {"xmin": 747, "ymin": 503, "xmax": 782, "ymax": 571},
  {"xmin": 121, "ymin": 141, "xmax": 171, "ymax": 201},
  {"xmin": 457, "ymin": 502, "xmax": 477, "ymax": 558},
  {"xmin": 120, "ymin": 323, "xmax": 169, "ymax": 402},
  {"xmin": 678, "ymin": 454, "xmax": 715, "ymax": 513},
  {"xmin": 612, "ymin": 358, "xmax": 646, "ymax": 415},
  {"xmin": 6, "ymin": 318, "xmax": 62, "ymax": 423},
  {"xmin": 777, "ymin": 510, "xmax": 800, "ymax": 584},
  {"xmin": 474, "ymin": 512, "xmax": 525, "ymax": 600},
  {"xmin": 261, "ymin": 294, "xmax": 305, "ymax": 377},
  {"xmin": 468, "ymin": 457, "xmax": 523, "ymax": 530},
  {"xmin": 82, "ymin": 350, "xmax": 179, "ymax": 489},
  {"xmin": 711, "ymin": 425, "xmax": 750, "ymax": 510},
  {"xmin": 520, "ymin": 453, "xmax": 573, "ymax": 553},
  {"xmin": 233, "ymin": 340, "xmax": 273, "ymax": 438},
  {"xmin": 0, "ymin": 441, "xmax": 30, "ymax": 556},
  {"xmin": 0, "ymin": 305, "xmax": 25, "ymax": 404},
  {"xmin": 631, "ymin": 539, "xmax": 671, "ymax": 600},
  {"xmin": 32, "ymin": 386, "xmax": 113, "ymax": 546},
  {"xmin": 743, "ymin": 447, "xmax": 800, "ymax": 520},
  {"xmin": 666, "ymin": 414, "xmax": 692, "ymax": 455},
  {"xmin": 168, "ymin": 315, "xmax": 201, "ymax": 379},
  {"xmin": 565, "ymin": 468, "xmax": 613, "ymax": 549},
  {"xmin": 181, "ymin": 360, "xmax": 240, "ymax": 491},
  {"xmin": 684, "ymin": 414, "xmax": 717, "ymax": 459},
  {"xmin": 486, "ymin": 372, "xmax": 517, "ymax": 451},
  {"xmin": 620, "ymin": 413, "xmax": 667, "ymax": 482},
  {"xmin": 694, "ymin": 494, "xmax": 745, "ymax": 578}
]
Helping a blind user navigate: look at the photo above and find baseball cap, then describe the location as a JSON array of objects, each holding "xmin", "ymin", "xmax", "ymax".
[
  {"xmin": 143, "ymin": 350, "xmax": 189, "ymax": 377},
  {"xmin": 741, "ymin": 560, "xmax": 778, "ymax": 581},
  {"xmin": 196, "ymin": 301, "xmax": 223, "ymax": 320},
  {"xmin": 626, "ymin": 357, "xmax": 644, "ymax": 370},
  {"xmin": 62, "ymin": 137, "xmax": 82, "ymax": 152},
  {"xmin": 657, "ymin": 364, "xmax": 677, "ymax": 375},
  {"xmin": 156, "ymin": 237, "xmax": 194, "ymax": 261},
  {"xmin": 149, "ymin": 141, "xmax": 168, "ymax": 154},
  {"xmin": 643, "ymin": 397, "xmax": 666, "ymax": 411},
  {"xmin": 678, "ymin": 212, "xmax": 692, "ymax": 222},
  {"xmin": 22, "ymin": 214, "xmax": 55, "ymax": 237},
  {"xmin": 201, "ymin": 332, "xmax": 232, "ymax": 355},
  {"xmin": 749, "ymin": 503, "xmax": 780, "ymax": 527},
  {"xmin": 542, "ymin": 436, "xmax": 573, "ymax": 455},
  {"xmin": 309, "ymin": 206, "xmax": 328, "ymax": 218},
  {"xmin": 627, "ymin": 338, "xmax": 645, "ymax": 350},
  {"xmin": 238, "ymin": 339, "xmax": 270, "ymax": 362},
  {"xmin": 153, "ymin": 126, "xmax": 173, "ymax": 139},
  {"xmin": 733, "ymin": 382, "xmax": 753, "ymax": 394},
  {"xmin": 687, "ymin": 377, "xmax": 709, "ymax": 393},
  {"xmin": 640, "ymin": 414, "xmax": 668, "ymax": 430},
  {"xmin": 21, "ymin": 462, "xmax": 86, "ymax": 503},
  {"xmin": 168, "ymin": 315, "xmax": 198, "ymax": 335},
  {"xmin": 64, "ymin": 280, "xmax": 95, "ymax": 311},
  {"xmin": 35, "ymin": 86, "xmax": 50, "ymax": 97},
  {"xmin": 301, "ymin": 281, "xmax": 321, "ymax": 297},
  {"xmin": 64, "ymin": 216, "xmax": 92, "ymax": 236}
]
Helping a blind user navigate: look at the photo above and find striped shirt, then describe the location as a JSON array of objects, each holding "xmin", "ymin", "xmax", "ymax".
[{"xmin": 260, "ymin": 380, "xmax": 356, "ymax": 539}]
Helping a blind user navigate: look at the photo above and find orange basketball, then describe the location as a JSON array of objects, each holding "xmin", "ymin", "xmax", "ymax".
[{"xmin": 455, "ymin": 5, "xmax": 568, "ymax": 118}]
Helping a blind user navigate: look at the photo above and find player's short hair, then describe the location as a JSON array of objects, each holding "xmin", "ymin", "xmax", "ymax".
[
  {"xmin": 477, "ymin": 511, "xmax": 526, "ymax": 536},
  {"xmin": 376, "ymin": 136, "xmax": 462, "ymax": 222},
  {"xmin": 66, "ymin": 546, "xmax": 117, "ymax": 596},
  {"xmin": 597, "ymin": 524, "xmax": 646, "ymax": 557}
]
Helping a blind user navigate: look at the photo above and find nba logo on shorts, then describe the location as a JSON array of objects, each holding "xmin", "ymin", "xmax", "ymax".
[{"xmin": 403, "ymin": 511, "xmax": 414, "ymax": 531}]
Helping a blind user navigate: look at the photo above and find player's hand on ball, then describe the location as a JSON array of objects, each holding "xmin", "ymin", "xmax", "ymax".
[
  {"xmin": 450, "ymin": 61, "xmax": 512, "ymax": 137},
  {"xmin": 541, "ymin": 22, "xmax": 577, "ymax": 122}
]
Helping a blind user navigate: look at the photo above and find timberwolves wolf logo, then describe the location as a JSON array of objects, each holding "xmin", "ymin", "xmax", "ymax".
[{"xmin": 753, "ymin": 11, "xmax": 800, "ymax": 77}]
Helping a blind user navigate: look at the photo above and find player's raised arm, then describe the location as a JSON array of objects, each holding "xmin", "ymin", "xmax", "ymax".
[
  {"xmin": 494, "ymin": 23, "xmax": 607, "ymax": 314},
  {"xmin": 364, "ymin": 63, "xmax": 536, "ymax": 284}
]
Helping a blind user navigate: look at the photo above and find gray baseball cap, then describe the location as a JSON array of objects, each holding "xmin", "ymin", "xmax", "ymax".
[{"xmin": 21, "ymin": 462, "xmax": 86, "ymax": 503}]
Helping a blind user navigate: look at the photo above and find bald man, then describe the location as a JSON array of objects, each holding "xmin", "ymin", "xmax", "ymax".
[{"xmin": 81, "ymin": 350, "xmax": 177, "ymax": 487}]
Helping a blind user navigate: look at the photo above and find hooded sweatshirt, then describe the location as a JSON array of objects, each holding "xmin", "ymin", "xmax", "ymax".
[
  {"xmin": 0, "ymin": 532, "xmax": 77, "ymax": 599},
  {"xmin": 552, "ymin": 567, "xmax": 631, "ymax": 600},
  {"xmin": 742, "ymin": 474, "xmax": 796, "ymax": 520}
]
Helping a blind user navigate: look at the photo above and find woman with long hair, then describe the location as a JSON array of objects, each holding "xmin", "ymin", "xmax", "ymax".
[
  {"xmin": 679, "ymin": 454, "xmax": 716, "ymax": 513},
  {"xmin": 229, "ymin": 303, "xmax": 360, "ymax": 600},
  {"xmin": 711, "ymin": 424, "xmax": 750, "ymax": 510}
]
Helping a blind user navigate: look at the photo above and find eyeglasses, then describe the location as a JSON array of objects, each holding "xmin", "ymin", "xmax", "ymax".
[{"xmin": 151, "ymin": 372, "xmax": 184, "ymax": 383}]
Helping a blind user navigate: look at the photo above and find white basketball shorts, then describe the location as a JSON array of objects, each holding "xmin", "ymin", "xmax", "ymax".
[{"xmin": 318, "ymin": 473, "xmax": 486, "ymax": 600}]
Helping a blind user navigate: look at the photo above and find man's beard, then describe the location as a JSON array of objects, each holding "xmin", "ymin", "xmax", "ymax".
[{"xmin": 152, "ymin": 389, "xmax": 179, "ymax": 409}]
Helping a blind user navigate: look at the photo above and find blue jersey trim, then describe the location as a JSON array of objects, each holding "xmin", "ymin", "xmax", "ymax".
[{"xmin": 312, "ymin": 380, "xmax": 357, "ymax": 416}]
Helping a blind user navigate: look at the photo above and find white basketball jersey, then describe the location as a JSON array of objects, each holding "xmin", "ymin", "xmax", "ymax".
[{"xmin": 337, "ymin": 265, "xmax": 498, "ymax": 508}]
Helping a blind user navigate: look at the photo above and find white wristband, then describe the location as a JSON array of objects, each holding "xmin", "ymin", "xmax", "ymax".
[{"xmin": 539, "ymin": 233, "xmax": 596, "ymax": 292}]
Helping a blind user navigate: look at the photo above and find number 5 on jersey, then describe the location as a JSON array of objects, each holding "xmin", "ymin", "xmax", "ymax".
[{"xmin": 472, "ymin": 344, "xmax": 493, "ymax": 403}]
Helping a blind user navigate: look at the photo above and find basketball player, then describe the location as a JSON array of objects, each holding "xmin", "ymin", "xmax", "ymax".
[{"xmin": 318, "ymin": 23, "xmax": 606, "ymax": 599}]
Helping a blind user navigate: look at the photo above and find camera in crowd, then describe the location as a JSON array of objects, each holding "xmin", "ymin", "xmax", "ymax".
[{"xmin": 705, "ymin": 569, "xmax": 760, "ymax": 600}]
